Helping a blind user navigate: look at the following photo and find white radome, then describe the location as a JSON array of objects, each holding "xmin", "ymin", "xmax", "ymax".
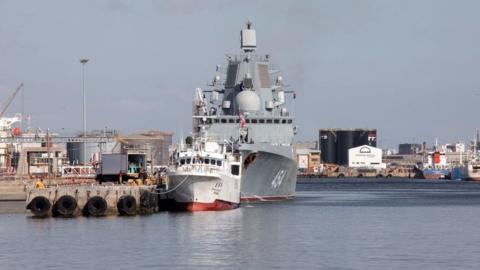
[{"xmin": 236, "ymin": 90, "xmax": 261, "ymax": 112}]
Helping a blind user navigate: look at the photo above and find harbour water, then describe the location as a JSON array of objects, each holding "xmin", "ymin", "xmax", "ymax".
[{"xmin": 2, "ymin": 178, "xmax": 480, "ymax": 269}]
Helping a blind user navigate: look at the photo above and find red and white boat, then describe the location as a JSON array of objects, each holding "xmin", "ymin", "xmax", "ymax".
[{"xmin": 168, "ymin": 137, "xmax": 242, "ymax": 211}]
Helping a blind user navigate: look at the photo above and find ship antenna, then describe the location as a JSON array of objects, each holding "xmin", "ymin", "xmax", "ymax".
[{"xmin": 241, "ymin": 21, "xmax": 256, "ymax": 52}]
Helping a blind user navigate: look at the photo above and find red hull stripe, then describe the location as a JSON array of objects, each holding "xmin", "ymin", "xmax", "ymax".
[
  {"xmin": 241, "ymin": 195, "xmax": 295, "ymax": 202},
  {"xmin": 174, "ymin": 200, "xmax": 239, "ymax": 211}
]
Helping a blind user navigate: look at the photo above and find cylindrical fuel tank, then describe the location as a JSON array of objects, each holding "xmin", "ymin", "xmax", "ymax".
[
  {"xmin": 320, "ymin": 130, "xmax": 337, "ymax": 164},
  {"xmin": 336, "ymin": 130, "xmax": 355, "ymax": 165}
]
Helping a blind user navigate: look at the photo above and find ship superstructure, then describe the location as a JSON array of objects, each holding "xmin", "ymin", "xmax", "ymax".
[
  {"xmin": 191, "ymin": 22, "xmax": 297, "ymax": 201},
  {"xmin": 168, "ymin": 134, "xmax": 242, "ymax": 211}
]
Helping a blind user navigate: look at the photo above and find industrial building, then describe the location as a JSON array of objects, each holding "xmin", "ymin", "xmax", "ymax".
[
  {"xmin": 398, "ymin": 143, "xmax": 422, "ymax": 155},
  {"xmin": 348, "ymin": 145, "xmax": 386, "ymax": 169},
  {"xmin": 113, "ymin": 131, "xmax": 173, "ymax": 168},
  {"xmin": 296, "ymin": 148, "xmax": 321, "ymax": 174},
  {"xmin": 67, "ymin": 130, "xmax": 172, "ymax": 169},
  {"xmin": 66, "ymin": 129, "xmax": 118, "ymax": 165},
  {"xmin": 295, "ymin": 141, "xmax": 321, "ymax": 175},
  {"xmin": 320, "ymin": 128, "xmax": 377, "ymax": 165}
]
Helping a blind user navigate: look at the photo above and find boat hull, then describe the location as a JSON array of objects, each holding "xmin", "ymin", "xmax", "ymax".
[
  {"xmin": 174, "ymin": 200, "xmax": 239, "ymax": 211},
  {"xmin": 422, "ymin": 169, "xmax": 450, "ymax": 180},
  {"xmin": 240, "ymin": 145, "xmax": 297, "ymax": 202},
  {"xmin": 167, "ymin": 173, "xmax": 240, "ymax": 211},
  {"xmin": 462, "ymin": 164, "xmax": 480, "ymax": 181}
]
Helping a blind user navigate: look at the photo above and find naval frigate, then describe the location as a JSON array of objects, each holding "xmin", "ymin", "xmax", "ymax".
[{"xmin": 191, "ymin": 22, "xmax": 297, "ymax": 202}]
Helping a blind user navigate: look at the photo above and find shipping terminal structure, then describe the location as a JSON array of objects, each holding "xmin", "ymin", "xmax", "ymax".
[
  {"xmin": 189, "ymin": 22, "xmax": 297, "ymax": 202},
  {"xmin": 320, "ymin": 128, "xmax": 377, "ymax": 165}
]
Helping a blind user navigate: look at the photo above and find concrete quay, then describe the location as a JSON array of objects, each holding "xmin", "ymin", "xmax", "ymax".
[{"xmin": 26, "ymin": 184, "xmax": 159, "ymax": 218}]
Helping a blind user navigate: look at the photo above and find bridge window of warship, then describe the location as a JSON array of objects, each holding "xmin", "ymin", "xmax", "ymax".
[
  {"xmin": 221, "ymin": 119, "xmax": 227, "ymax": 123},
  {"xmin": 204, "ymin": 158, "xmax": 210, "ymax": 164},
  {"xmin": 180, "ymin": 159, "xmax": 185, "ymax": 165},
  {"xmin": 274, "ymin": 119, "xmax": 280, "ymax": 124},
  {"xmin": 214, "ymin": 119, "xmax": 220, "ymax": 123},
  {"xmin": 216, "ymin": 160, "xmax": 222, "ymax": 166},
  {"xmin": 287, "ymin": 119, "xmax": 293, "ymax": 123},
  {"xmin": 210, "ymin": 159, "xmax": 216, "ymax": 165},
  {"xmin": 229, "ymin": 119, "xmax": 235, "ymax": 123},
  {"xmin": 259, "ymin": 119, "xmax": 265, "ymax": 124},
  {"xmin": 186, "ymin": 158, "xmax": 191, "ymax": 164},
  {"xmin": 266, "ymin": 119, "xmax": 273, "ymax": 124},
  {"xmin": 251, "ymin": 119, "xmax": 258, "ymax": 124},
  {"xmin": 282, "ymin": 119, "xmax": 287, "ymax": 124}
]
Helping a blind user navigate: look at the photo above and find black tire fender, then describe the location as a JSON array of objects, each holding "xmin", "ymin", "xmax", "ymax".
[
  {"xmin": 28, "ymin": 196, "xmax": 51, "ymax": 217},
  {"xmin": 84, "ymin": 196, "xmax": 107, "ymax": 217},
  {"xmin": 53, "ymin": 195, "xmax": 77, "ymax": 217},
  {"xmin": 117, "ymin": 195, "xmax": 137, "ymax": 216}
]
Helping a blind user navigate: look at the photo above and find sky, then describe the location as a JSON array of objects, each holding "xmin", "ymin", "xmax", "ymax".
[{"xmin": 0, "ymin": 0, "xmax": 479, "ymax": 148}]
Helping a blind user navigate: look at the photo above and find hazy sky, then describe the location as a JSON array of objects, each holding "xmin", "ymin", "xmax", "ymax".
[{"xmin": 1, "ymin": 0, "xmax": 479, "ymax": 148}]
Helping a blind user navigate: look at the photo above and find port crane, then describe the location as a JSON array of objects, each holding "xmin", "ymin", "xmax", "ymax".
[{"xmin": 0, "ymin": 83, "xmax": 23, "ymax": 129}]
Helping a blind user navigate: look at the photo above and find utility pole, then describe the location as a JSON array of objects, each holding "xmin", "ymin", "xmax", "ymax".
[
  {"xmin": 80, "ymin": 59, "xmax": 89, "ymax": 165},
  {"xmin": 46, "ymin": 128, "xmax": 50, "ymax": 178}
]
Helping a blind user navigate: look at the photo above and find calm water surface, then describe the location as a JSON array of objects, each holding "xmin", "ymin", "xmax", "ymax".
[{"xmin": 2, "ymin": 178, "xmax": 480, "ymax": 270}]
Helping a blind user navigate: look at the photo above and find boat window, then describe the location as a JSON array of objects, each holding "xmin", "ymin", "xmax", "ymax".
[
  {"xmin": 192, "ymin": 158, "xmax": 196, "ymax": 164},
  {"xmin": 287, "ymin": 119, "xmax": 292, "ymax": 123},
  {"xmin": 266, "ymin": 119, "xmax": 273, "ymax": 124},
  {"xmin": 246, "ymin": 119, "xmax": 250, "ymax": 123},
  {"xmin": 274, "ymin": 119, "xmax": 280, "ymax": 124},
  {"xmin": 207, "ymin": 119, "xmax": 212, "ymax": 124},
  {"xmin": 204, "ymin": 158, "xmax": 210, "ymax": 164},
  {"xmin": 259, "ymin": 119, "xmax": 265, "ymax": 124},
  {"xmin": 186, "ymin": 158, "xmax": 191, "ymax": 164},
  {"xmin": 251, "ymin": 119, "xmax": 258, "ymax": 124},
  {"xmin": 236, "ymin": 119, "xmax": 240, "ymax": 123},
  {"xmin": 231, "ymin": 165, "xmax": 240, "ymax": 176},
  {"xmin": 211, "ymin": 159, "xmax": 216, "ymax": 165},
  {"xmin": 221, "ymin": 119, "xmax": 227, "ymax": 123},
  {"xmin": 282, "ymin": 119, "xmax": 286, "ymax": 124},
  {"xmin": 180, "ymin": 159, "xmax": 185, "ymax": 165},
  {"xmin": 216, "ymin": 160, "xmax": 222, "ymax": 166},
  {"xmin": 227, "ymin": 119, "xmax": 234, "ymax": 123},
  {"xmin": 214, "ymin": 119, "xmax": 220, "ymax": 123}
]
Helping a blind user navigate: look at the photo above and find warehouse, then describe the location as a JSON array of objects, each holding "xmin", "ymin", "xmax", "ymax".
[{"xmin": 348, "ymin": 145, "xmax": 386, "ymax": 169}]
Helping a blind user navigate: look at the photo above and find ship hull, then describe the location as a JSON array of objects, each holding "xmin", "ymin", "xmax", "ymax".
[
  {"xmin": 174, "ymin": 200, "xmax": 239, "ymax": 211},
  {"xmin": 167, "ymin": 173, "xmax": 240, "ymax": 211},
  {"xmin": 422, "ymin": 169, "xmax": 450, "ymax": 180},
  {"xmin": 462, "ymin": 165, "xmax": 480, "ymax": 181},
  {"xmin": 240, "ymin": 145, "xmax": 297, "ymax": 202}
]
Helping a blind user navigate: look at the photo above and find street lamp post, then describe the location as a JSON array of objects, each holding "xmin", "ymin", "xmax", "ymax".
[{"xmin": 80, "ymin": 58, "xmax": 89, "ymax": 165}]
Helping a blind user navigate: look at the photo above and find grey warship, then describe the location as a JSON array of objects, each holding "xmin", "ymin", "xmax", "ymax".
[{"xmin": 191, "ymin": 22, "xmax": 297, "ymax": 202}]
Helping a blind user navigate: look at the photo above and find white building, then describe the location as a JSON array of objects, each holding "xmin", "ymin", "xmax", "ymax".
[
  {"xmin": 348, "ymin": 145, "xmax": 386, "ymax": 169},
  {"xmin": 296, "ymin": 149, "xmax": 310, "ymax": 169}
]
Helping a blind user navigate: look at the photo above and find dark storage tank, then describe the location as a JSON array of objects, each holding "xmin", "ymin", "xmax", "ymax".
[
  {"xmin": 320, "ymin": 130, "xmax": 336, "ymax": 164},
  {"xmin": 367, "ymin": 129, "xmax": 377, "ymax": 147},
  {"xmin": 354, "ymin": 130, "xmax": 369, "ymax": 146},
  {"xmin": 336, "ymin": 130, "xmax": 355, "ymax": 165},
  {"xmin": 354, "ymin": 129, "xmax": 377, "ymax": 147}
]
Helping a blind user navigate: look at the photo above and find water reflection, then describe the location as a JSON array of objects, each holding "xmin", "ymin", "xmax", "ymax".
[{"xmin": 2, "ymin": 180, "xmax": 480, "ymax": 269}]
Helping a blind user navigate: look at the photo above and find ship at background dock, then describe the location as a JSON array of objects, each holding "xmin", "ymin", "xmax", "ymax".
[
  {"xmin": 461, "ymin": 132, "xmax": 480, "ymax": 180},
  {"xmin": 421, "ymin": 147, "xmax": 450, "ymax": 180},
  {"xmin": 189, "ymin": 22, "xmax": 297, "ymax": 202}
]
